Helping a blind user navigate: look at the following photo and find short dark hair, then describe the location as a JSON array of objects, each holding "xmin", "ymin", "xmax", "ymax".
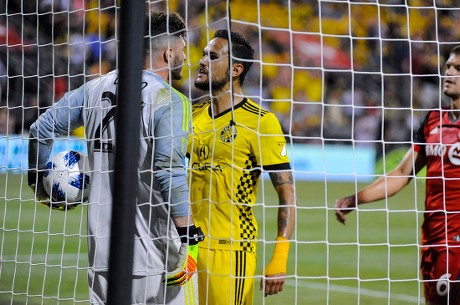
[
  {"xmin": 450, "ymin": 45, "xmax": 460, "ymax": 56},
  {"xmin": 213, "ymin": 29, "xmax": 254, "ymax": 85},
  {"xmin": 144, "ymin": 10, "xmax": 186, "ymax": 53}
]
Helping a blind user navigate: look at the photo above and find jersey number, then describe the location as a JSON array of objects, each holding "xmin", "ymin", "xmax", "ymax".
[
  {"xmin": 94, "ymin": 91, "xmax": 117, "ymax": 153},
  {"xmin": 436, "ymin": 273, "xmax": 451, "ymax": 296}
]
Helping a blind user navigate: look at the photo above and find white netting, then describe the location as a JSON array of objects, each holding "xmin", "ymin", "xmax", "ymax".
[
  {"xmin": 1, "ymin": 1, "xmax": 459, "ymax": 305},
  {"xmin": 1, "ymin": 1, "xmax": 118, "ymax": 304}
]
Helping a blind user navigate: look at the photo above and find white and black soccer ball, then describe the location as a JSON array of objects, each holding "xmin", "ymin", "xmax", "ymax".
[{"xmin": 43, "ymin": 151, "xmax": 91, "ymax": 208}]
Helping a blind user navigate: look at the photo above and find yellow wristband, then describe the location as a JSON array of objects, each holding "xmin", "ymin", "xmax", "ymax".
[{"xmin": 264, "ymin": 237, "xmax": 290, "ymax": 276}]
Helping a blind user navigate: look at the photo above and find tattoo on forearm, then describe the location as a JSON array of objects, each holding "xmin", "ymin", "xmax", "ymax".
[
  {"xmin": 278, "ymin": 205, "xmax": 289, "ymax": 231},
  {"xmin": 269, "ymin": 172, "xmax": 294, "ymax": 187}
]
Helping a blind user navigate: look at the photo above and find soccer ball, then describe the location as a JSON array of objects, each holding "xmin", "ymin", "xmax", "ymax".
[{"xmin": 43, "ymin": 151, "xmax": 91, "ymax": 209}]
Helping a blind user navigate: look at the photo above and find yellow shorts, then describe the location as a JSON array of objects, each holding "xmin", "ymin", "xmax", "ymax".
[{"xmin": 197, "ymin": 247, "xmax": 257, "ymax": 305}]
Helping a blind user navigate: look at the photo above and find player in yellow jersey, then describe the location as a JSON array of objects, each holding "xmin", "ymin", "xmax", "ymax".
[{"xmin": 188, "ymin": 29, "xmax": 296, "ymax": 305}]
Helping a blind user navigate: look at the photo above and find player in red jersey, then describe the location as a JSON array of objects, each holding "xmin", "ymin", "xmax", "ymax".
[{"xmin": 335, "ymin": 45, "xmax": 460, "ymax": 305}]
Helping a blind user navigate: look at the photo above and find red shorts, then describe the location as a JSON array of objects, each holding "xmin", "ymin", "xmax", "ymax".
[{"xmin": 421, "ymin": 245, "xmax": 460, "ymax": 305}]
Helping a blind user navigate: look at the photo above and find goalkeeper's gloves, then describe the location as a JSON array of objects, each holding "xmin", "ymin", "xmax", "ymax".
[
  {"xmin": 28, "ymin": 169, "xmax": 76, "ymax": 211},
  {"xmin": 165, "ymin": 225, "xmax": 204, "ymax": 287},
  {"xmin": 28, "ymin": 169, "xmax": 50, "ymax": 205},
  {"xmin": 263, "ymin": 237, "xmax": 290, "ymax": 276}
]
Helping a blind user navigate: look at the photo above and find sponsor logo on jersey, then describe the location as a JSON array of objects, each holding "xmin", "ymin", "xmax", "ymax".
[
  {"xmin": 448, "ymin": 143, "xmax": 460, "ymax": 165},
  {"xmin": 190, "ymin": 162, "xmax": 223, "ymax": 172},
  {"xmin": 197, "ymin": 144, "xmax": 210, "ymax": 161},
  {"xmin": 426, "ymin": 145, "xmax": 446, "ymax": 157},
  {"xmin": 425, "ymin": 143, "xmax": 460, "ymax": 165},
  {"xmin": 192, "ymin": 144, "xmax": 221, "ymax": 172},
  {"xmin": 221, "ymin": 124, "xmax": 237, "ymax": 143}
]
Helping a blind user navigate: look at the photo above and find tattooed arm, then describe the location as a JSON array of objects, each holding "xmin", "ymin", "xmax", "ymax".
[
  {"xmin": 259, "ymin": 170, "xmax": 296, "ymax": 297},
  {"xmin": 269, "ymin": 171, "xmax": 296, "ymax": 239}
]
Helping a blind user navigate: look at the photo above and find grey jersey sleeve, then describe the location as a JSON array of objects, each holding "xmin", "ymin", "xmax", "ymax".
[
  {"xmin": 153, "ymin": 95, "xmax": 191, "ymax": 218},
  {"xmin": 28, "ymin": 86, "xmax": 85, "ymax": 187}
]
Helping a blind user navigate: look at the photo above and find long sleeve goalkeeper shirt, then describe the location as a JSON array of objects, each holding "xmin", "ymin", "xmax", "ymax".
[{"xmin": 28, "ymin": 70, "xmax": 192, "ymax": 274}]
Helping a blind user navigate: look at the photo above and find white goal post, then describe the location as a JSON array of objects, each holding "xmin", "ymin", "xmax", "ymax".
[{"xmin": 1, "ymin": 1, "xmax": 459, "ymax": 305}]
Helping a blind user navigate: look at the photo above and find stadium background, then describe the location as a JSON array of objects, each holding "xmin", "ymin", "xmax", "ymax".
[
  {"xmin": 3, "ymin": 0, "xmax": 459, "ymax": 150},
  {"xmin": 1, "ymin": 0, "xmax": 459, "ymax": 304}
]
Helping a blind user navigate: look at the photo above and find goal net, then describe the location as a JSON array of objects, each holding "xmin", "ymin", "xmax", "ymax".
[{"xmin": 1, "ymin": 0, "xmax": 458, "ymax": 304}]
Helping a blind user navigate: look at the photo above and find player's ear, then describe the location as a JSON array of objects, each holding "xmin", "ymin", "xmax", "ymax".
[
  {"xmin": 163, "ymin": 48, "xmax": 170, "ymax": 64},
  {"xmin": 232, "ymin": 63, "xmax": 244, "ymax": 78}
]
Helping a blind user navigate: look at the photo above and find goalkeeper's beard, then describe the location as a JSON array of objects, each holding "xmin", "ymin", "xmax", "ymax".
[
  {"xmin": 195, "ymin": 68, "xmax": 230, "ymax": 92},
  {"xmin": 170, "ymin": 55, "xmax": 184, "ymax": 81}
]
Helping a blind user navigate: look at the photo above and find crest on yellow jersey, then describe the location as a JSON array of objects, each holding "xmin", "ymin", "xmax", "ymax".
[{"xmin": 221, "ymin": 124, "xmax": 238, "ymax": 143}]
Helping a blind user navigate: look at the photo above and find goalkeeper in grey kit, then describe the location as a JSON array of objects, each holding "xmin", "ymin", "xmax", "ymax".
[{"xmin": 27, "ymin": 10, "xmax": 203, "ymax": 305}]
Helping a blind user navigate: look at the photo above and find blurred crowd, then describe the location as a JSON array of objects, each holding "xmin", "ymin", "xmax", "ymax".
[{"xmin": 1, "ymin": 0, "xmax": 460, "ymax": 158}]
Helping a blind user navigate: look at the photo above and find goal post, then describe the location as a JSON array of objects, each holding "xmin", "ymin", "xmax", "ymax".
[{"xmin": 1, "ymin": 1, "xmax": 459, "ymax": 305}]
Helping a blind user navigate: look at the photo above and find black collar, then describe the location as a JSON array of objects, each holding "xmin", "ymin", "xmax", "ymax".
[{"xmin": 208, "ymin": 98, "xmax": 247, "ymax": 119}]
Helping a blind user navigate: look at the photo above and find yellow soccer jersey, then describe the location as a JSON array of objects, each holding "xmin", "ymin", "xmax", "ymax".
[{"xmin": 188, "ymin": 98, "xmax": 290, "ymax": 253}]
